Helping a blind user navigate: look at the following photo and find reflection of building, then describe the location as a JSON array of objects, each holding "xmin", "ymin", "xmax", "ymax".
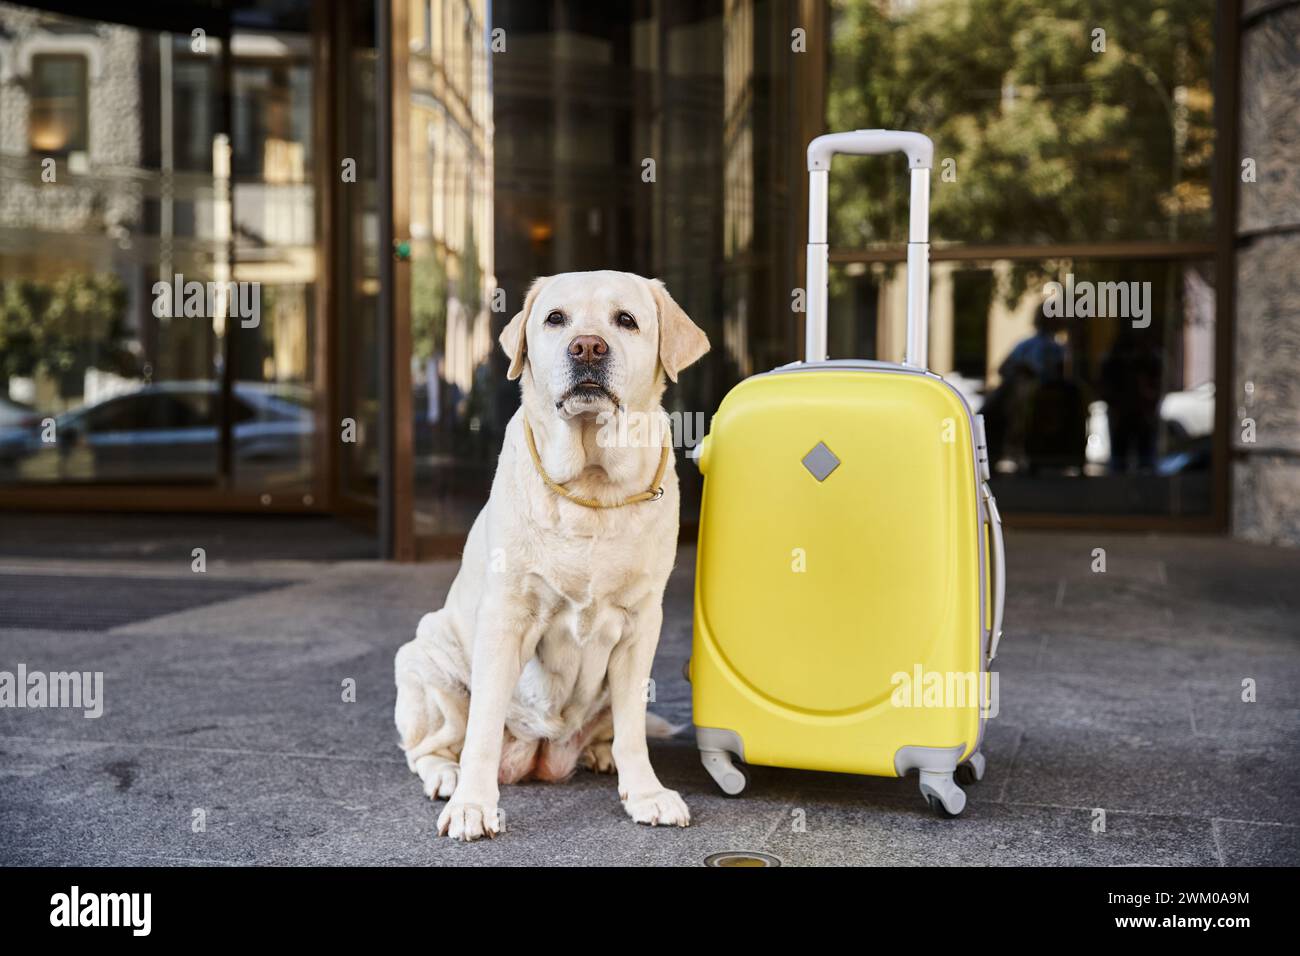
[
  {"xmin": 0, "ymin": 8, "xmax": 142, "ymax": 251},
  {"xmin": 407, "ymin": 0, "xmax": 493, "ymax": 401},
  {"xmin": 0, "ymin": 7, "xmax": 145, "ymax": 414},
  {"xmin": 0, "ymin": 1, "xmax": 1296, "ymax": 553},
  {"xmin": 434, "ymin": 0, "xmax": 807, "ymax": 545}
]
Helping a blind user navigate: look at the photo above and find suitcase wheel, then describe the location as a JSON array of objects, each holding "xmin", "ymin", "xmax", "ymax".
[
  {"xmin": 954, "ymin": 751, "xmax": 986, "ymax": 786},
  {"xmin": 924, "ymin": 794, "xmax": 961, "ymax": 818},
  {"xmin": 918, "ymin": 769, "xmax": 967, "ymax": 817},
  {"xmin": 700, "ymin": 749, "xmax": 748, "ymax": 796}
]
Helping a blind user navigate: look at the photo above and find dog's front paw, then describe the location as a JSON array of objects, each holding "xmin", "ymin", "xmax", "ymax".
[
  {"xmin": 622, "ymin": 788, "xmax": 690, "ymax": 828},
  {"xmin": 437, "ymin": 799, "xmax": 502, "ymax": 841}
]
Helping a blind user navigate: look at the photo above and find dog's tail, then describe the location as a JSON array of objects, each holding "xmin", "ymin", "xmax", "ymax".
[{"xmin": 646, "ymin": 711, "xmax": 684, "ymax": 739}]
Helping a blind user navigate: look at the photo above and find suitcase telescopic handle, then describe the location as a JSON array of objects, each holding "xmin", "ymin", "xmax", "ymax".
[{"xmin": 804, "ymin": 129, "xmax": 934, "ymax": 368}]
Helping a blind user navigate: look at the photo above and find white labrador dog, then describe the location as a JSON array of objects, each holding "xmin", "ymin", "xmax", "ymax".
[{"xmin": 394, "ymin": 271, "xmax": 709, "ymax": 841}]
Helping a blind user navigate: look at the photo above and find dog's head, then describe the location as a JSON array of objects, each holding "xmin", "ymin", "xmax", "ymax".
[{"xmin": 499, "ymin": 271, "xmax": 709, "ymax": 418}]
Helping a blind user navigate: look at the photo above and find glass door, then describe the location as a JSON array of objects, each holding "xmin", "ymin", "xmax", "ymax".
[
  {"xmin": 0, "ymin": 11, "xmax": 227, "ymax": 487},
  {"xmin": 0, "ymin": 1, "xmax": 329, "ymax": 511}
]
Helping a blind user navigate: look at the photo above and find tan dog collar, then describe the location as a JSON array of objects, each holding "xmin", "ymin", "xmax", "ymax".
[{"xmin": 523, "ymin": 418, "xmax": 669, "ymax": 509}]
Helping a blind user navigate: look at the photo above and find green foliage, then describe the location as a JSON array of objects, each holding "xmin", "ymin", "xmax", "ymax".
[
  {"xmin": 827, "ymin": 0, "xmax": 1215, "ymax": 253},
  {"xmin": 411, "ymin": 249, "xmax": 447, "ymax": 364},
  {"xmin": 0, "ymin": 273, "xmax": 135, "ymax": 386}
]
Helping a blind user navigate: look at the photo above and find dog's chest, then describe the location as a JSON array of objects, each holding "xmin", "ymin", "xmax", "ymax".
[
  {"xmin": 504, "ymin": 598, "xmax": 615, "ymax": 740},
  {"xmin": 504, "ymin": 467, "xmax": 675, "ymax": 737},
  {"xmin": 542, "ymin": 595, "xmax": 611, "ymax": 651},
  {"xmin": 529, "ymin": 522, "xmax": 651, "ymax": 603},
  {"xmin": 509, "ymin": 569, "xmax": 647, "ymax": 735},
  {"xmin": 528, "ymin": 560, "xmax": 644, "ymax": 648}
]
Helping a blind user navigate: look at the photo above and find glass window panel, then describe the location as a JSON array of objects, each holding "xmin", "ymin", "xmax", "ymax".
[
  {"xmin": 0, "ymin": 1, "xmax": 320, "ymax": 494},
  {"xmin": 230, "ymin": 27, "xmax": 318, "ymax": 496},
  {"xmin": 408, "ymin": 0, "xmax": 799, "ymax": 534},
  {"xmin": 1, "ymin": 6, "xmax": 222, "ymax": 486},
  {"xmin": 408, "ymin": 0, "xmax": 497, "ymax": 536}
]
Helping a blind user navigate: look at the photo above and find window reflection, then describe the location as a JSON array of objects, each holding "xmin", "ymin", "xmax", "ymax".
[
  {"xmin": 0, "ymin": 0, "xmax": 1226, "ymax": 529},
  {"xmin": 0, "ymin": 2, "xmax": 320, "ymax": 493},
  {"xmin": 825, "ymin": 0, "xmax": 1218, "ymax": 517},
  {"xmin": 229, "ymin": 32, "xmax": 317, "ymax": 493},
  {"xmin": 827, "ymin": 0, "xmax": 1216, "ymax": 247},
  {"xmin": 407, "ymin": 0, "xmax": 800, "ymax": 534},
  {"xmin": 406, "ymin": 0, "xmax": 495, "ymax": 535},
  {"xmin": 29, "ymin": 53, "xmax": 89, "ymax": 154}
]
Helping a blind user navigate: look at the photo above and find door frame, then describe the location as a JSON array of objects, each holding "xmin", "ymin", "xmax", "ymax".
[{"xmin": 377, "ymin": 0, "xmax": 415, "ymax": 560}]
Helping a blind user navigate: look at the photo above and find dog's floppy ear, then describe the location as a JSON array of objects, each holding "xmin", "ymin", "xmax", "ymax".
[
  {"xmin": 500, "ymin": 276, "xmax": 549, "ymax": 381},
  {"xmin": 650, "ymin": 278, "xmax": 709, "ymax": 383}
]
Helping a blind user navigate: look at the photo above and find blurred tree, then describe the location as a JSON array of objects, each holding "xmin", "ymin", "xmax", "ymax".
[
  {"xmin": 827, "ymin": 0, "xmax": 1214, "ymax": 251},
  {"xmin": 0, "ymin": 274, "xmax": 134, "ymax": 394},
  {"xmin": 410, "ymin": 223, "xmax": 483, "ymax": 367}
]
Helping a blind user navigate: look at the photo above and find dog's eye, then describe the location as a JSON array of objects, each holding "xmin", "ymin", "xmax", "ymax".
[
  {"xmin": 544, "ymin": 311, "xmax": 566, "ymax": 327},
  {"xmin": 615, "ymin": 311, "xmax": 638, "ymax": 330}
]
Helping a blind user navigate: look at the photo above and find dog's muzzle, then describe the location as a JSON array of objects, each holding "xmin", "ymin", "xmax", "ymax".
[{"xmin": 559, "ymin": 335, "xmax": 618, "ymax": 407}]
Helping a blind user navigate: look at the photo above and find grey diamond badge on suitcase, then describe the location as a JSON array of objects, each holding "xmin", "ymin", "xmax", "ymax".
[{"xmin": 801, "ymin": 441, "xmax": 840, "ymax": 481}]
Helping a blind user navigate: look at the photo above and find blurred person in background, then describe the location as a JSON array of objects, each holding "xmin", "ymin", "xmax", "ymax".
[
  {"xmin": 1101, "ymin": 330, "xmax": 1163, "ymax": 473},
  {"xmin": 984, "ymin": 301, "xmax": 1086, "ymax": 473}
]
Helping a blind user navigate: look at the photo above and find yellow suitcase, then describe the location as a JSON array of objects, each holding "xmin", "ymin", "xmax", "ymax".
[{"xmin": 690, "ymin": 130, "xmax": 1006, "ymax": 816}]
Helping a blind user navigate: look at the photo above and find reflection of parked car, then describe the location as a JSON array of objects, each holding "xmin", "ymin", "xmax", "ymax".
[
  {"xmin": 1082, "ymin": 384, "xmax": 1215, "ymax": 476},
  {"xmin": 0, "ymin": 396, "xmax": 39, "ymax": 429},
  {"xmin": 1157, "ymin": 382, "xmax": 1215, "ymax": 475},
  {"xmin": 1160, "ymin": 382, "xmax": 1215, "ymax": 441},
  {"xmin": 0, "ymin": 398, "xmax": 42, "ymax": 454},
  {"xmin": 0, "ymin": 381, "xmax": 313, "ymax": 482},
  {"xmin": 1085, "ymin": 400, "xmax": 1110, "ymax": 467}
]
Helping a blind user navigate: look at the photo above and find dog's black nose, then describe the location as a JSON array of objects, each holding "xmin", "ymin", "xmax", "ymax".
[{"xmin": 568, "ymin": 335, "xmax": 609, "ymax": 364}]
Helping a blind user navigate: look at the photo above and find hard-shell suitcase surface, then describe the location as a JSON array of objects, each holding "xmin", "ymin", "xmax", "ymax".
[{"xmin": 690, "ymin": 130, "xmax": 1007, "ymax": 816}]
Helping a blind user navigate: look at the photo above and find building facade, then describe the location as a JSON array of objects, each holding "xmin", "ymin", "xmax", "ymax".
[{"xmin": 0, "ymin": 0, "xmax": 1295, "ymax": 555}]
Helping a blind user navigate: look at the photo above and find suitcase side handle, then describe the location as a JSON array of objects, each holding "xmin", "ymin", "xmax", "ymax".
[
  {"xmin": 804, "ymin": 129, "xmax": 933, "ymax": 368},
  {"xmin": 982, "ymin": 482, "xmax": 1006, "ymax": 662}
]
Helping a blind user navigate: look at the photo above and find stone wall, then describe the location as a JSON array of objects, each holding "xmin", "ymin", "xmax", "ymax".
[{"xmin": 1234, "ymin": 1, "xmax": 1300, "ymax": 546}]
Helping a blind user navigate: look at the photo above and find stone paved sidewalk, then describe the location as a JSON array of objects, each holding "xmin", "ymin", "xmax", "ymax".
[{"xmin": 1, "ymin": 528, "xmax": 1297, "ymax": 866}]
